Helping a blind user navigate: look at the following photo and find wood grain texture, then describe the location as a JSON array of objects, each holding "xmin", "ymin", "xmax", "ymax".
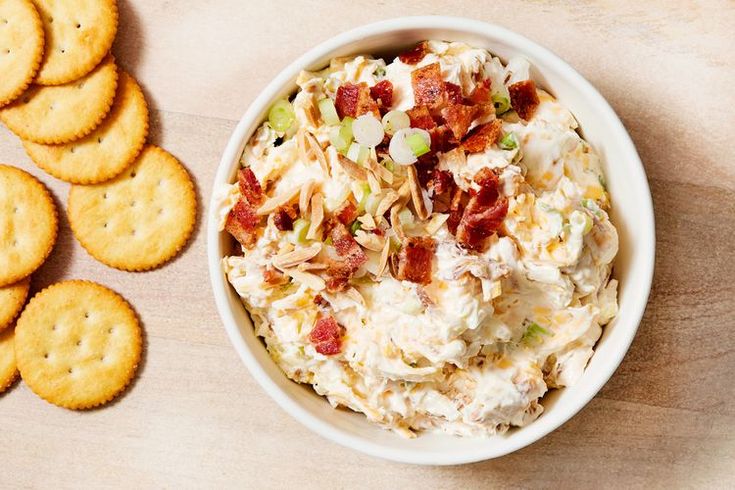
[{"xmin": 1, "ymin": 1, "xmax": 733, "ymax": 488}]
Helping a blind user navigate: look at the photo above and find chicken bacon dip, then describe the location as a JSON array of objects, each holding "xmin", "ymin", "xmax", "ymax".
[{"xmin": 216, "ymin": 41, "xmax": 619, "ymax": 437}]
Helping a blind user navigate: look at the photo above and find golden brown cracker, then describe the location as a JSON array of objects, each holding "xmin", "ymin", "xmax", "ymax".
[
  {"xmin": 0, "ymin": 165, "xmax": 58, "ymax": 287},
  {"xmin": 0, "ymin": 0, "xmax": 45, "ymax": 107},
  {"xmin": 0, "ymin": 327, "xmax": 18, "ymax": 393},
  {"xmin": 24, "ymin": 72, "xmax": 149, "ymax": 184},
  {"xmin": 0, "ymin": 276, "xmax": 30, "ymax": 331},
  {"xmin": 34, "ymin": 0, "xmax": 118, "ymax": 86},
  {"xmin": 68, "ymin": 146, "xmax": 197, "ymax": 271},
  {"xmin": 0, "ymin": 54, "xmax": 118, "ymax": 144},
  {"xmin": 15, "ymin": 280, "xmax": 141, "ymax": 409}
]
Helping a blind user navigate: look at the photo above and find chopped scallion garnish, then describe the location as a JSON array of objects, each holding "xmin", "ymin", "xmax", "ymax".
[
  {"xmin": 350, "ymin": 221, "xmax": 362, "ymax": 235},
  {"xmin": 373, "ymin": 66, "xmax": 386, "ymax": 78},
  {"xmin": 292, "ymin": 218, "xmax": 310, "ymax": 244},
  {"xmin": 268, "ymin": 99, "xmax": 295, "ymax": 132},
  {"xmin": 499, "ymin": 132, "xmax": 518, "ymax": 150},
  {"xmin": 318, "ymin": 98, "xmax": 340, "ymax": 126},
  {"xmin": 492, "ymin": 93, "xmax": 511, "ymax": 115},
  {"xmin": 522, "ymin": 322, "xmax": 550, "ymax": 343},
  {"xmin": 346, "ymin": 142, "xmax": 368, "ymax": 164},
  {"xmin": 405, "ymin": 133, "xmax": 430, "ymax": 157},
  {"xmin": 381, "ymin": 158, "xmax": 395, "ymax": 172}
]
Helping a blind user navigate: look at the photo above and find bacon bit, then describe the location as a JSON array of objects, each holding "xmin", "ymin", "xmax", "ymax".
[
  {"xmin": 508, "ymin": 80, "xmax": 540, "ymax": 120},
  {"xmin": 462, "ymin": 119, "xmax": 503, "ymax": 153},
  {"xmin": 445, "ymin": 82, "xmax": 464, "ymax": 105},
  {"xmin": 313, "ymin": 294, "xmax": 329, "ymax": 308},
  {"xmin": 447, "ymin": 186, "xmax": 466, "ymax": 235},
  {"xmin": 273, "ymin": 205, "xmax": 297, "ymax": 231},
  {"xmin": 428, "ymin": 125, "xmax": 454, "ymax": 153},
  {"xmin": 263, "ymin": 266, "xmax": 288, "ymax": 286},
  {"xmin": 441, "ymin": 104, "xmax": 477, "ymax": 140},
  {"xmin": 429, "ymin": 170, "xmax": 454, "ymax": 196},
  {"xmin": 237, "ymin": 168, "xmax": 264, "ymax": 206},
  {"xmin": 310, "ymin": 316, "xmax": 343, "ymax": 355},
  {"xmin": 468, "ymin": 79, "xmax": 492, "ymax": 105},
  {"xmin": 406, "ymin": 105, "xmax": 436, "ymax": 130},
  {"xmin": 398, "ymin": 41, "xmax": 429, "ymax": 65},
  {"xmin": 335, "ymin": 201, "xmax": 359, "ymax": 225},
  {"xmin": 325, "ymin": 223, "xmax": 368, "ymax": 292},
  {"xmin": 335, "ymin": 82, "xmax": 379, "ymax": 119},
  {"xmin": 395, "ymin": 236, "xmax": 436, "ymax": 285},
  {"xmin": 456, "ymin": 168, "xmax": 508, "ymax": 251},
  {"xmin": 370, "ymin": 80, "xmax": 393, "ymax": 111},
  {"xmin": 225, "ymin": 200, "xmax": 260, "ymax": 248},
  {"xmin": 412, "ymin": 63, "xmax": 446, "ymax": 109}
]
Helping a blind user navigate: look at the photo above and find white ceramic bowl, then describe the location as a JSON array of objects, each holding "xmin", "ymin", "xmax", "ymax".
[{"xmin": 207, "ymin": 16, "xmax": 655, "ymax": 465}]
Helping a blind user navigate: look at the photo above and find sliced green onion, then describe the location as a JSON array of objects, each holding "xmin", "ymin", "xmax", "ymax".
[
  {"xmin": 292, "ymin": 218, "xmax": 310, "ymax": 244},
  {"xmin": 341, "ymin": 117, "xmax": 354, "ymax": 141},
  {"xmin": 492, "ymin": 93, "xmax": 511, "ymax": 115},
  {"xmin": 329, "ymin": 126, "xmax": 350, "ymax": 152},
  {"xmin": 381, "ymin": 110, "xmax": 410, "ymax": 136},
  {"xmin": 268, "ymin": 99, "xmax": 295, "ymax": 132},
  {"xmin": 499, "ymin": 132, "xmax": 518, "ymax": 150},
  {"xmin": 381, "ymin": 158, "xmax": 395, "ymax": 172},
  {"xmin": 405, "ymin": 133, "xmax": 430, "ymax": 157},
  {"xmin": 582, "ymin": 214, "xmax": 594, "ymax": 235},
  {"xmin": 318, "ymin": 98, "xmax": 340, "ymax": 126},
  {"xmin": 350, "ymin": 221, "xmax": 362, "ymax": 235},
  {"xmin": 357, "ymin": 183, "xmax": 371, "ymax": 213},
  {"xmin": 353, "ymin": 114, "xmax": 385, "ymax": 147},
  {"xmin": 346, "ymin": 142, "xmax": 368, "ymax": 164},
  {"xmin": 522, "ymin": 322, "xmax": 550, "ymax": 343},
  {"xmin": 373, "ymin": 66, "xmax": 386, "ymax": 78}
]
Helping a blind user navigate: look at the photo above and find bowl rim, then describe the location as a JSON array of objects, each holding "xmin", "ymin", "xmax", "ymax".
[{"xmin": 207, "ymin": 15, "xmax": 656, "ymax": 465}]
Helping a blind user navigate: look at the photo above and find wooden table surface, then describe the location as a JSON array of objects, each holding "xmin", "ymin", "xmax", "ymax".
[{"xmin": 2, "ymin": 1, "xmax": 733, "ymax": 488}]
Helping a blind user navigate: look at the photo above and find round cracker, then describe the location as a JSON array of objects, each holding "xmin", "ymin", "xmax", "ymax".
[
  {"xmin": 0, "ymin": 54, "xmax": 118, "ymax": 144},
  {"xmin": 34, "ymin": 0, "xmax": 118, "ymax": 86},
  {"xmin": 15, "ymin": 280, "xmax": 141, "ymax": 409},
  {"xmin": 68, "ymin": 146, "xmax": 197, "ymax": 271},
  {"xmin": 0, "ymin": 327, "xmax": 18, "ymax": 393},
  {"xmin": 0, "ymin": 276, "xmax": 31, "ymax": 331},
  {"xmin": 24, "ymin": 72, "xmax": 149, "ymax": 184},
  {"xmin": 0, "ymin": 165, "xmax": 58, "ymax": 287},
  {"xmin": 0, "ymin": 0, "xmax": 45, "ymax": 107}
]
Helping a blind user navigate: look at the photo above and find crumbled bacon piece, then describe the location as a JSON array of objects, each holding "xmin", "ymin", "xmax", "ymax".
[
  {"xmin": 428, "ymin": 125, "xmax": 454, "ymax": 153},
  {"xmin": 225, "ymin": 200, "xmax": 260, "ymax": 248},
  {"xmin": 395, "ymin": 237, "xmax": 436, "ymax": 285},
  {"xmin": 455, "ymin": 168, "xmax": 508, "ymax": 251},
  {"xmin": 325, "ymin": 223, "xmax": 368, "ymax": 292},
  {"xmin": 508, "ymin": 80, "xmax": 540, "ymax": 120},
  {"xmin": 406, "ymin": 105, "xmax": 436, "ymax": 130},
  {"xmin": 309, "ymin": 316, "xmax": 343, "ymax": 356},
  {"xmin": 445, "ymin": 82, "xmax": 464, "ymax": 105},
  {"xmin": 370, "ymin": 80, "xmax": 393, "ymax": 111},
  {"xmin": 398, "ymin": 41, "xmax": 429, "ymax": 65},
  {"xmin": 441, "ymin": 104, "xmax": 477, "ymax": 140},
  {"xmin": 467, "ymin": 79, "xmax": 491, "ymax": 105},
  {"xmin": 334, "ymin": 201, "xmax": 359, "ymax": 226},
  {"xmin": 429, "ymin": 170, "xmax": 454, "ymax": 196},
  {"xmin": 462, "ymin": 119, "xmax": 503, "ymax": 153},
  {"xmin": 411, "ymin": 63, "xmax": 446, "ymax": 108},
  {"xmin": 273, "ymin": 206, "xmax": 296, "ymax": 231},
  {"xmin": 335, "ymin": 82, "xmax": 379, "ymax": 119},
  {"xmin": 263, "ymin": 266, "xmax": 288, "ymax": 286},
  {"xmin": 313, "ymin": 294, "xmax": 329, "ymax": 308},
  {"xmin": 237, "ymin": 168, "xmax": 264, "ymax": 206},
  {"xmin": 447, "ymin": 186, "xmax": 466, "ymax": 235}
]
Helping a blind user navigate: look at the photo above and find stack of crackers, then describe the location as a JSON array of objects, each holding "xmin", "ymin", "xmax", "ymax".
[{"xmin": 0, "ymin": 0, "xmax": 197, "ymax": 409}]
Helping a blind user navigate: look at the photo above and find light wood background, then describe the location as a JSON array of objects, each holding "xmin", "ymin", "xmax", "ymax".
[{"xmin": 1, "ymin": 1, "xmax": 733, "ymax": 488}]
